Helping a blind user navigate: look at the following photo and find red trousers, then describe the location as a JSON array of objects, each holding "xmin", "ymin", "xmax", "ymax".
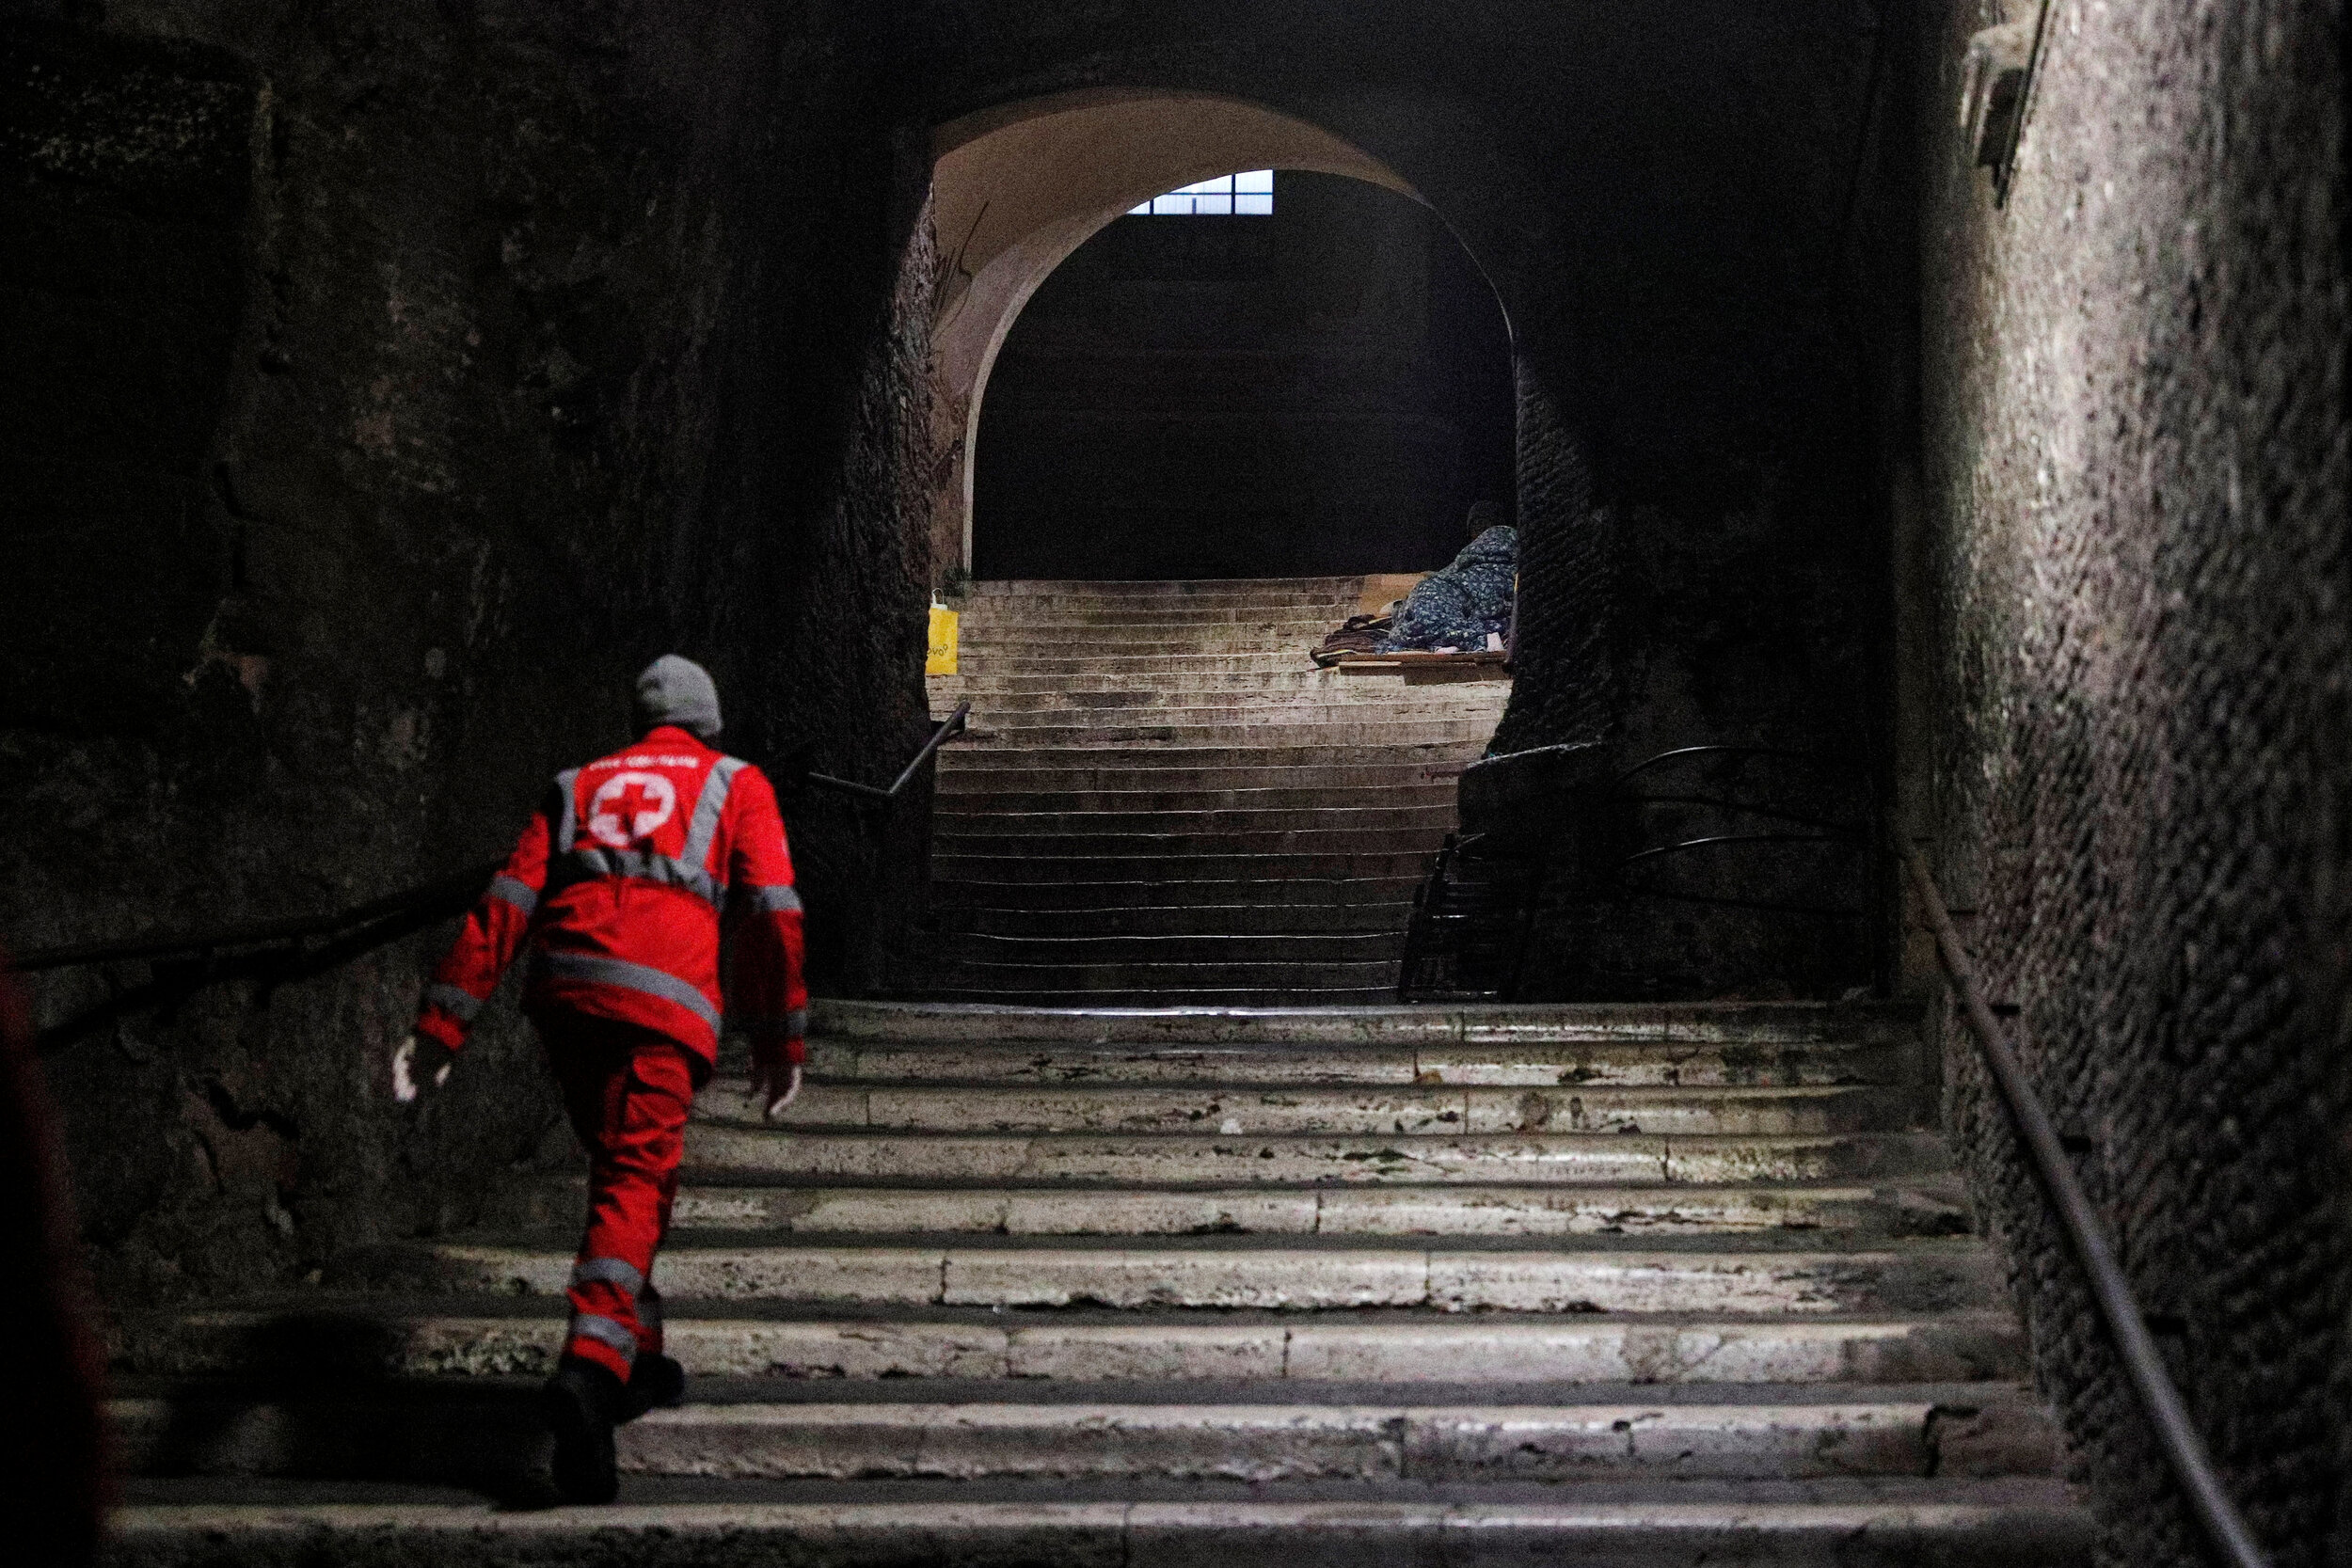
[{"xmin": 542, "ymin": 1013, "xmax": 705, "ymax": 1382}]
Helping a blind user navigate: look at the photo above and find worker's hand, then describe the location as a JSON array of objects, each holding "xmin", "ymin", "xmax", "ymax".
[
  {"xmin": 749, "ymin": 1043, "xmax": 803, "ymax": 1121},
  {"xmin": 392, "ymin": 1033, "xmax": 455, "ymax": 1103}
]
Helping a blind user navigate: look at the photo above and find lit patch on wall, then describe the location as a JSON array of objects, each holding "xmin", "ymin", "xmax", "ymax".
[{"xmin": 1129, "ymin": 170, "xmax": 1275, "ymax": 216}]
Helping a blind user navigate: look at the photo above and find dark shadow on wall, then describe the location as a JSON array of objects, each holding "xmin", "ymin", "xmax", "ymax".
[{"xmin": 975, "ymin": 171, "xmax": 1513, "ymax": 581}]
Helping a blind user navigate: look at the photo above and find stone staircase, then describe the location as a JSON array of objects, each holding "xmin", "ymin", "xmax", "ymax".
[
  {"xmin": 905, "ymin": 577, "xmax": 1511, "ymax": 1005},
  {"xmin": 105, "ymin": 998, "xmax": 2089, "ymax": 1565}
]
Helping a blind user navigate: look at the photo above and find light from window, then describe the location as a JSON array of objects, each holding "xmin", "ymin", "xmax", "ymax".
[{"xmin": 1128, "ymin": 169, "xmax": 1275, "ymax": 216}]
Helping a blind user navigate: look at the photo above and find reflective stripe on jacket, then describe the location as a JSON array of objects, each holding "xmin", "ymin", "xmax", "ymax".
[{"xmin": 413, "ymin": 726, "xmax": 808, "ymax": 1062}]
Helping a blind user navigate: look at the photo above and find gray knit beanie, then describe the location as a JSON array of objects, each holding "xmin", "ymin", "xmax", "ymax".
[{"xmin": 633, "ymin": 655, "xmax": 723, "ymax": 740}]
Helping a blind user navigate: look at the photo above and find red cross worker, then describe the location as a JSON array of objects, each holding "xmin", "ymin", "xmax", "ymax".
[{"xmin": 392, "ymin": 655, "xmax": 806, "ymax": 1504}]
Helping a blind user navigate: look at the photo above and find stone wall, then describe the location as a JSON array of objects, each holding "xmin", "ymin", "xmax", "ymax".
[
  {"xmin": 0, "ymin": 2, "xmax": 934, "ymax": 1302},
  {"xmin": 1906, "ymin": 1, "xmax": 2351, "ymax": 1560}
]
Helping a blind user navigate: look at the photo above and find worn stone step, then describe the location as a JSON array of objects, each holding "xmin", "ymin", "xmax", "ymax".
[
  {"xmin": 792, "ymin": 1033, "xmax": 1905, "ymax": 1088},
  {"xmin": 681, "ymin": 1127, "xmax": 1950, "ymax": 1187},
  {"xmin": 918, "ymin": 932, "xmax": 1409, "ymax": 969},
  {"xmin": 968, "ymin": 697, "xmax": 1501, "ymax": 728},
  {"xmin": 898, "ymin": 987, "xmax": 1408, "ymax": 1007},
  {"xmin": 957, "ymin": 606, "xmax": 1347, "ymax": 627},
  {"xmin": 346, "ymin": 1234, "xmax": 2003, "ymax": 1317},
  {"xmin": 935, "ymin": 747, "xmax": 1479, "ymax": 776},
  {"xmin": 903, "ymin": 958, "xmax": 1402, "ymax": 992},
  {"xmin": 934, "ymin": 671, "xmax": 1504, "ymax": 697},
  {"xmin": 935, "ymin": 902, "xmax": 1416, "ymax": 938},
  {"xmin": 933, "ymin": 850, "xmax": 1438, "ymax": 883},
  {"xmin": 959, "ymin": 722, "xmax": 1498, "ymax": 751},
  {"xmin": 716, "ymin": 1082, "xmax": 1911, "ymax": 1139},
  {"xmin": 950, "ymin": 691, "xmax": 1505, "ymax": 721},
  {"xmin": 946, "ymin": 653, "xmax": 1359, "ymax": 675},
  {"xmin": 934, "ymin": 825, "xmax": 1451, "ymax": 858},
  {"xmin": 115, "ymin": 1301, "xmax": 2031, "ymax": 1386},
  {"xmin": 105, "ymin": 1485, "xmax": 2095, "ymax": 1568},
  {"xmin": 935, "ymin": 805, "xmax": 1458, "ymax": 837},
  {"xmin": 809, "ymin": 1000, "xmax": 1921, "ymax": 1047},
  {"xmin": 108, "ymin": 1385, "xmax": 2058, "ymax": 1485},
  {"xmin": 937, "ymin": 784, "xmax": 1459, "ymax": 815},
  {"xmin": 658, "ymin": 1180, "xmax": 1971, "ymax": 1240},
  {"xmin": 965, "ymin": 575, "xmax": 1364, "ymax": 601},
  {"xmin": 925, "ymin": 877, "xmax": 1426, "ymax": 911}
]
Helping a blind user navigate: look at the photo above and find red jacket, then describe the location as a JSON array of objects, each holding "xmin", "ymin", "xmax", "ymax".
[{"xmin": 414, "ymin": 726, "xmax": 807, "ymax": 1064}]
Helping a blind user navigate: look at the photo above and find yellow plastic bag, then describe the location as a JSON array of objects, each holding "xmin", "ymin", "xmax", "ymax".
[{"xmin": 927, "ymin": 602, "xmax": 960, "ymax": 675}]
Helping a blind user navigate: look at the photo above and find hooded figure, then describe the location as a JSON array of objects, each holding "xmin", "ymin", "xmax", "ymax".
[
  {"xmin": 393, "ymin": 655, "xmax": 807, "ymax": 1504},
  {"xmin": 1386, "ymin": 503, "xmax": 1518, "ymax": 653}
]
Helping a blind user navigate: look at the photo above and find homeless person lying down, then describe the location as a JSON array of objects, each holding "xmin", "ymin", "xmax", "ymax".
[{"xmin": 1386, "ymin": 502, "xmax": 1518, "ymax": 653}]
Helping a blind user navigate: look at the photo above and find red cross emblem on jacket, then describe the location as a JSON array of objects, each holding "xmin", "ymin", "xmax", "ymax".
[{"xmin": 412, "ymin": 726, "xmax": 807, "ymax": 1064}]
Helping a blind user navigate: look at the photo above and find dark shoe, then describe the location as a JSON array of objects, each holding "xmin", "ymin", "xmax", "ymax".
[
  {"xmin": 619, "ymin": 1352, "xmax": 686, "ymax": 1422},
  {"xmin": 541, "ymin": 1356, "xmax": 623, "ymax": 1505}
]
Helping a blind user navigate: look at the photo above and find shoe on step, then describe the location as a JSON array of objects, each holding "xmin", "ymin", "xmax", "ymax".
[
  {"xmin": 541, "ymin": 1355, "xmax": 623, "ymax": 1505},
  {"xmin": 620, "ymin": 1352, "xmax": 686, "ymax": 1422}
]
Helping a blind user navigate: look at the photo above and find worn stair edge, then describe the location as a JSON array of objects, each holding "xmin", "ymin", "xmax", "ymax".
[
  {"xmin": 654, "ymin": 1181, "xmax": 1972, "ymax": 1239},
  {"xmin": 108, "ymin": 1395, "xmax": 2060, "ymax": 1484},
  {"xmin": 341, "ymin": 1237, "xmax": 2004, "ymax": 1317},
  {"xmin": 702, "ymin": 1082, "xmax": 1915, "ymax": 1139},
  {"xmin": 114, "ymin": 1307, "xmax": 2032, "ymax": 1385},
  {"xmin": 808, "ymin": 999, "xmax": 1925, "ymax": 1046},
  {"xmin": 792, "ymin": 1036, "xmax": 1908, "ymax": 1088},
  {"xmin": 679, "ymin": 1126, "xmax": 1952, "ymax": 1188}
]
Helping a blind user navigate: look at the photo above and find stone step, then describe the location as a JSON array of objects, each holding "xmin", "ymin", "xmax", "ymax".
[
  {"xmin": 958, "ymin": 723, "xmax": 1498, "ymax": 752},
  {"xmin": 946, "ymin": 652, "xmax": 1364, "ymax": 675},
  {"xmin": 935, "ymin": 902, "xmax": 1415, "ymax": 938},
  {"xmin": 934, "ymin": 805, "xmax": 1457, "ymax": 837},
  {"xmin": 109, "ymin": 1384, "xmax": 2058, "ymax": 1485},
  {"xmin": 965, "ymin": 696, "xmax": 1502, "ymax": 726},
  {"xmin": 936, "ymin": 784, "xmax": 1458, "ymax": 815},
  {"xmin": 955, "ymin": 606, "xmax": 1344, "ymax": 627},
  {"xmin": 898, "ymin": 987, "xmax": 1407, "ymax": 1007},
  {"xmin": 903, "ymin": 958, "xmax": 1402, "ymax": 993},
  {"xmin": 104, "ymin": 1487, "xmax": 2093, "ymax": 1568},
  {"xmin": 659, "ymin": 1180, "xmax": 1971, "ymax": 1239},
  {"xmin": 808, "ymin": 1000, "xmax": 1921, "ymax": 1046},
  {"xmin": 348, "ymin": 1235, "xmax": 2004, "ymax": 1317},
  {"xmin": 714, "ymin": 1082, "xmax": 1911, "ymax": 1138},
  {"xmin": 933, "ymin": 670, "xmax": 1504, "ymax": 695},
  {"xmin": 925, "ymin": 877, "xmax": 1427, "ymax": 911},
  {"xmin": 961, "ymin": 722, "xmax": 1493, "ymax": 754},
  {"xmin": 965, "ymin": 575, "xmax": 1366, "ymax": 600},
  {"xmin": 793, "ymin": 1031, "xmax": 1906, "ymax": 1087},
  {"xmin": 917, "ymin": 932, "xmax": 1409, "ymax": 969},
  {"xmin": 680, "ymin": 1127, "xmax": 1950, "ymax": 1187},
  {"xmin": 114, "ymin": 1304, "xmax": 2031, "ymax": 1386},
  {"xmin": 939, "ymin": 752, "xmax": 1478, "ymax": 781},
  {"xmin": 936, "ymin": 828, "xmax": 1447, "ymax": 862},
  {"xmin": 932, "ymin": 850, "xmax": 1437, "ymax": 883}
]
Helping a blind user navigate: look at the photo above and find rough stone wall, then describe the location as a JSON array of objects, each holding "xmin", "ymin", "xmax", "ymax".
[
  {"xmin": 1, "ymin": 2, "xmax": 933, "ymax": 1302},
  {"xmin": 1911, "ymin": 1, "xmax": 2351, "ymax": 1560}
]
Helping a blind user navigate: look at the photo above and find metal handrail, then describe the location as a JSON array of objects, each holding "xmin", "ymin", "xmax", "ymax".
[
  {"xmin": 18, "ymin": 709, "xmax": 977, "ymax": 974},
  {"xmin": 1896, "ymin": 832, "xmax": 2270, "ymax": 1568},
  {"xmin": 11, "ymin": 858, "xmax": 503, "ymax": 975},
  {"xmin": 805, "ymin": 702, "xmax": 971, "ymax": 805}
]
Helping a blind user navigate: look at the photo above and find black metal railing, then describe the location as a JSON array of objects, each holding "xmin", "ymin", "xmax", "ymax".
[
  {"xmin": 1612, "ymin": 746, "xmax": 1869, "ymax": 919},
  {"xmin": 11, "ymin": 710, "xmax": 977, "ymax": 1050},
  {"xmin": 804, "ymin": 703, "xmax": 971, "ymax": 808},
  {"xmin": 1897, "ymin": 830, "xmax": 2269, "ymax": 1568}
]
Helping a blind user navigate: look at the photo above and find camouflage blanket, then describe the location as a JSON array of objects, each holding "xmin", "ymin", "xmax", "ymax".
[{"xmin": 1385, "ymin": 526, "xmax": 1518, "ymax": 652}]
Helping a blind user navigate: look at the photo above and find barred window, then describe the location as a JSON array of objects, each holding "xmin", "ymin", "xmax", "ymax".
[{"xmin": 1128, "ymin": 169, "xmax": 1275, "ymax": 216}]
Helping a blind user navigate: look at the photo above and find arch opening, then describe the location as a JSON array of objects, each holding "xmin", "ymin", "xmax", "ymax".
[{"xmin": 924, "ymin": 90, "xmax": 1515, "ymax": 583}]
